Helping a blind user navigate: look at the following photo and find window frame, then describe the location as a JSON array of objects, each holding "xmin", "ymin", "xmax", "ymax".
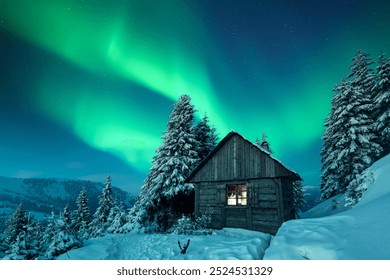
[{"xmin": 226, "ymin": 183, "xmax": 248, "ymax": 206}]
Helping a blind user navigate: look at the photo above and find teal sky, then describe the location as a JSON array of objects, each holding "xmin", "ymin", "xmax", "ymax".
[{"xmin": 1, "ymin": 0, "xmax": 390, "ymax": 193}]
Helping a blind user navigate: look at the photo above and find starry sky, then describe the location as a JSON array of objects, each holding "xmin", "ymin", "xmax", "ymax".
[{"xmin": 1, "ymin": 0, "xmax": 390, "ymax": 194}]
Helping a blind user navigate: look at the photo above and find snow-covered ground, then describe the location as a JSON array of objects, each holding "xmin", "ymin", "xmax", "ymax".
[
  {"xmin": 57, "ymin": 228, "xmax": 272, "ymax": 260},
  {"xmin": 264, "ymin": 154, "xmax": 390, "ymax": 259}
]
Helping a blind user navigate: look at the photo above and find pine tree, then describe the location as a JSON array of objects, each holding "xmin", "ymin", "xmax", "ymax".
[
  {"xmin": 193, "ymin": 113, "xmax": 218, "ymax": 161},
  {"xmin": 4, "ymin": 203, "xmax": 28, "ymax": 244},
  {"xmin": 89, "ymin": 175, "xmax": 115, "ymax": 237},
  {"xmin": 45, "ymin": 206, "xmax": 81, "ymax": 259},
  {"xmin": 3, "ymin": 207, "xmax": 42, "ymax": 260},
  {"xmin": 40, "ymin": 208, "xmax": 57, "ymax": 252},
  {"xmin": 106, "ymin": 202, "xmax": 127, "ymax": 234},
  {"xmin": 344, "ymin": 51, "xmax": 382, "ymax": 203},
  {"xmin": 372, "ymin": 52, "xmax": 390, "ymax": 156},
  {"xmin": 125, "ymin": 94, "xmax": 200, "ymax": 232},
  {"xmin": 293, "ymin": 180, "xmax": 305, "ymax": 210},
  {"xmin": 320, "ymin": 50, "xmax": 382, "ymax": 201},
  {"xmin": 321, "ymin": 80, "xmax": 352, "ymax": 199},
  {"xmin": 259, "ymin": 132, "xmax": 272, "ymax": 154},
  {"xmin": 71, "ymin": 187, "xmax": 91, "ymax": 238}
]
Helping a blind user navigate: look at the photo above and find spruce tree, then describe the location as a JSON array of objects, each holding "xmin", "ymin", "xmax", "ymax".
[
  {"xmin": 3, "ymin": 206, "xmax": 42, "ymax": 260},
  {"xmin": 321, "ymin": 80, "xmax": 353, "ymax": 199},
  {"xmin": 45, "ymin": 206, "xmax": 81, "ymax": 259},
  {"xmin": 89, "ymin": 175, "xmax": 115, "ymax": 237},
  {"xmin": 4, "ymin": 203, "xmax": 28, "ymax": 244},
  {"xmin": 293, "ymin": 180, "xmax": 305, "ymax": 210},
  {"xmin": 344, "ymin": 51, "xmax": 382, "ymax": 204},
  {"xmin": 373, "ymin": 52, "xmax": 390, "ymax": 156},
  {"xmin": 40, "ymin": 209, "xmax": 57, "ymax": 252},
  {"xmin": 321, "ymin": 50, "xmax": 382, "ymax": 201},
  {"xmin": 126, "ymin": 94, "xmax": 200, "ymax": 232},
  {"xmin": 106, "ymin": 202, "xmax": 127, "ymax": 234},
  {"xmin": 260, "ymin": 132, "xmax": 272, "ymax": 154},
  {"xmin": 71, "ymin": 187, "xmax": 91, "ymax": 238},
  {"xmin": 193, "ymin": 113, "xmax": 218, "ymax": 161}
]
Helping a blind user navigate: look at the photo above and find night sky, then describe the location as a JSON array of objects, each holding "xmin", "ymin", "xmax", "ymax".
[{"xmin": 1, "ymin": 0, "xmax": 390, "ymax": 194}]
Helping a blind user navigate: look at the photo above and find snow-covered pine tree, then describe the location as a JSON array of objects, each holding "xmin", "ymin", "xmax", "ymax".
[
  {"xmin": 45, "ymin": 206, "xmax": 81, "ymax": 259},
  {"xmin": 321, "ymin": 50, "xmax": 382, "ymax": 202},
  {"xmin": 372, "ymin": 52, "xmax": 390, "ymax": 156},
  {"xmin": 62, "ymin": 205, "xmax": 72, "ymax": 228},
  {"xmin": 4, "ymin": 203, "xmax": 28, "ymax": 245},
  {"xmin": 193, "ymin": 113, "xmax": 218, "ymax": 161},
  {"xmin": 40, "ymin": 208, "xmax": 57, "ymax": 253},
  {"xmin": 3, "ymin": 208, "xmax": 42, "ymax": 260},
  {"xmin": 321, "ymin": 80, "xmax": 351, "ymax": 199},
  {"xmin": 71, "ymin": 187, "xmax": 91, "ymax": 239},
  {"xmin": 89, "ymin": 175, "xmax": 115, "ymax": 237},
  {"xmin": 293, "ymin": 180, "xmax": 305, "ymax": 210},
  {"xmin": 344, "ymin": 51, "xmax": 382, "ymax": 204},
  {"xmin": 259, "ymin": 132, "xmax": 272, "ymax": 154},
  {"xmin": 106, "ymin": 202, "xmax": 127, "ymax": 234},
  {"xmin": 125, "ymin": 94, "xmax": 200, "ymax": 232}
]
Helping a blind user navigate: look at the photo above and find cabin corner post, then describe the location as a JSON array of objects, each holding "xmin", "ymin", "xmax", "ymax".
[{"xmin": 194, "ymin": 184, "xmax": 200, "ymax": 217}]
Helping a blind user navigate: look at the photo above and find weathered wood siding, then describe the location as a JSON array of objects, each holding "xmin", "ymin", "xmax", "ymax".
[
  {"xmin": 195, "ymin": 179, "xmax": 288, "ymax": 234},
  {"xmin": 196, "ymin": 183, "xmax": 225, "ymax": 229},
  {"xmin": 190, "ymin": 134, "xmax": 295, "ymax": 183},
  {"xmin": 249, "ymin": 179, "xmax": 282, "ymax": 234}
]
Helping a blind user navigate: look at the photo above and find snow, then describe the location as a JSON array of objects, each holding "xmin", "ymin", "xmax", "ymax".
[
  {"xmin": 57, "ymin": 228, "xmax": 272, "ymax": 260},
  {"xmin": 264, "ymin": 154, "xmax": 390, "ymax": 260}
]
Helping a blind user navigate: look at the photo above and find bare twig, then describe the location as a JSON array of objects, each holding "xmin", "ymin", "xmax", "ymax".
[{"xmin": 178, "ymin": 239, "xmax": 191, "ymax": 254}]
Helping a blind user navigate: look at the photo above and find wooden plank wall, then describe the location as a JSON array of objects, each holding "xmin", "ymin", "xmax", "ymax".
[
  {"xmin": 197, "ymin": 183, "xmax": 225, "ymax": 229},
  {"xmin": 196, "ymin": 178, "xmax": 291, "ymax": 234},
  {"xmin": 249, "ymin": 179, "xmax": 282, "ymax": 234}
]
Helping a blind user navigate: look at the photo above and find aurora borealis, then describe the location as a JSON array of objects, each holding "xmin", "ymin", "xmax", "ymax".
[{"xmin": 1, "ymin": 0, "xmax": 390, "ymax": 193}]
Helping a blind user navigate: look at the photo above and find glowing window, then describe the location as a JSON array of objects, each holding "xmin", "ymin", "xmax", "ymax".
[{"xmin": 226, "ymin": 184, "xmax": 247, "ymax": 206}]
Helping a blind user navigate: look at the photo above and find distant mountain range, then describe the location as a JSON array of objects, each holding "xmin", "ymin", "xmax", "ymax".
[
  {"xmin": 302, "ymin": 185, "xmax": 322, "ymax": 212},
  {"xmin": 0, "ymin": 176, "xmax": 135, "ymax": 230}
]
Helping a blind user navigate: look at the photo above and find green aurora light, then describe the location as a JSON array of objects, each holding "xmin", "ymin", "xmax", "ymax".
[{"xmin": 0, "ymin": 0, "xmax": 231, "ymax": 169}]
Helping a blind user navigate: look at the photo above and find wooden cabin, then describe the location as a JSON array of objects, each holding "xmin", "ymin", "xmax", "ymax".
[{"xmin": 185, "ymin": 131, "xmax": 301, "ymax": 235}]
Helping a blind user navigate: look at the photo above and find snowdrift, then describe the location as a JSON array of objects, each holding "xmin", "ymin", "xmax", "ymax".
[
  {"xmin": 57, "ymin": 228, "xmax": 272, "ymax": 260},
  {"xmin": 264, "ymin": 154, "xmax": 390, "ymax": 259}
]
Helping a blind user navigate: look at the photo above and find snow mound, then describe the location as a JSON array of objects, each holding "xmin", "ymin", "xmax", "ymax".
[
  {"xmin": 57, "ymin": 228, "xmax": 272, "ymax": 260},
  {"xmin": 264, "ymin": 154, "xmax": 390, "ymax": 260}
]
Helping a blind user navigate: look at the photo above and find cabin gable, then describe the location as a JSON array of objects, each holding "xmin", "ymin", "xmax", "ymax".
[{"xmin": 188, "ymin": 133, "xmax": 298, "ymax": 183}]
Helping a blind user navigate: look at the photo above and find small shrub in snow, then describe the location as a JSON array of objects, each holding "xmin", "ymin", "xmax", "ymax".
[
  {"xmin": 171, "ymin": 215, "xmax": 196, "ymax": 235},
  {"xmin": 170, "ymin": 210, "xmax": 213, "ymax": 235}
]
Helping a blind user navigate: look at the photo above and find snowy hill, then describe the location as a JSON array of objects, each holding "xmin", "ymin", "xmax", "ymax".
[
  {"xmin": 264, "ymin": 154, "xmax": 390, "ymax": 259},
  {"xmin": 0, "ymin": 176, "xmax": 134, "ymax": 230}
]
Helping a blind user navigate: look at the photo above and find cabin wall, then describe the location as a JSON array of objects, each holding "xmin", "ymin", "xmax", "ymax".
[
  {"xmin": 249, "ymin": 179, "xmax": 283, "ymax": 234},
  {"xmin": 195, "ymin": 178, "xmax": 288, "ymax": 235},
  {"xmin": 195, "ymin": 183, "xmax": 226, "ymax": 229}
]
